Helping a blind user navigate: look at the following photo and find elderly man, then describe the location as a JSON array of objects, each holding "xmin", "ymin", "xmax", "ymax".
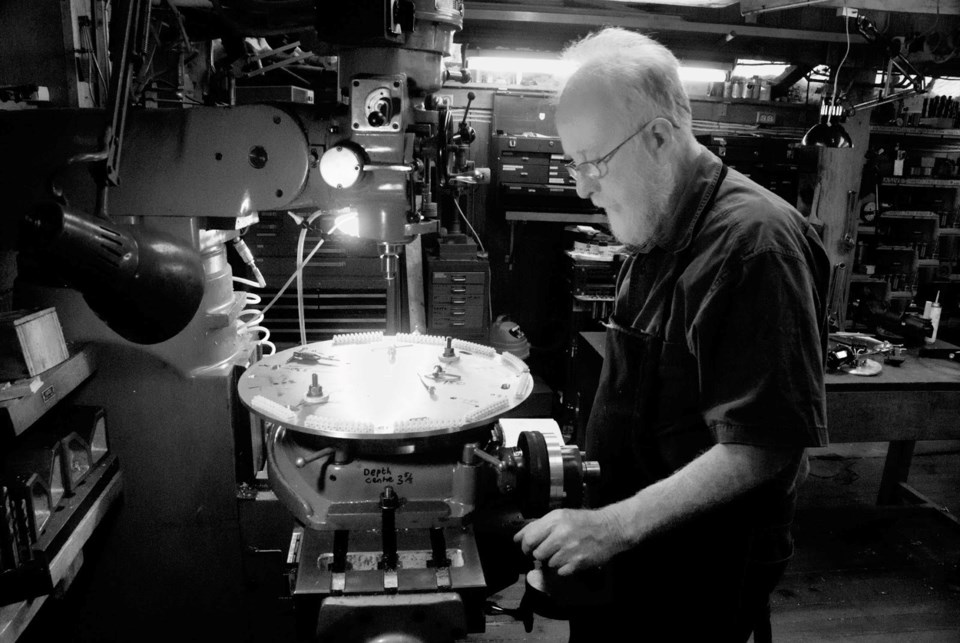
[{"xmin": 514, "ymin": 28, "xmax": 830, "ymax": 641}]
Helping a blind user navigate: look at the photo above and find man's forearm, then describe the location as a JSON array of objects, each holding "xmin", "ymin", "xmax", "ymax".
[{"xmin": 601, "ymin": 443, "xmax": 803, "ymax": 549}]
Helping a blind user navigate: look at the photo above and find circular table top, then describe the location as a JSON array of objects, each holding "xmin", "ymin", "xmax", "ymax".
[{"xmin": 237, "ymin": 332, "xmax": 533, "ymax": 443}]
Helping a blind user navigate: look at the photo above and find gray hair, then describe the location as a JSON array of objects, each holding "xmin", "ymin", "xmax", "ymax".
[{"xmin": 558, "ymin": 28, "xmax": 693, "ymax": 132}]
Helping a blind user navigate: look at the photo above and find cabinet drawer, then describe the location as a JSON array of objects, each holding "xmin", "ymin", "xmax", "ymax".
[{"xmin": 431, "ymin": 272, "xmax": 485, "ymax": 285}]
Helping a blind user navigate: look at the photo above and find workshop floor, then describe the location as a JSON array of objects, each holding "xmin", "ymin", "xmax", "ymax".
[{"xmin": 474, "ymin": 441, "xmax": 960, "ymax": 642}]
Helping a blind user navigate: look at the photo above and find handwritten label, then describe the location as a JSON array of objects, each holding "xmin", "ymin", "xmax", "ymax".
[{"xmin": 362, "ymin": 467, "xmax": 414, "ymax": 486}]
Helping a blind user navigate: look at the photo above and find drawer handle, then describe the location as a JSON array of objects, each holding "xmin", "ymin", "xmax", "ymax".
[
  {"xmin": 452, "ymin": 311, "xmax": 466, "ymax": 316},
  {"xmin": 452, "ymin": 299, "xmax": 466, "ymax": 305},
  {"xmin": 451, "ymin": 322, "xmax": 466, "ymax": 327},
  {"xmin": 451, "ymin": 276, "xmax": 468, "ymax": 283},
  {"xmin": 451, "ymin": 287, "xmax": 467, "ymax": 294}
]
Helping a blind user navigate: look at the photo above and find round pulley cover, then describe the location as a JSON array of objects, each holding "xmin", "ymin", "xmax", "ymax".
[
  {"xmin": 237, "ymin": 332, "xmax": 534, "ymax": 442},
  {"xmin": 319, "ymin": 145, "xmax": 363, "ymax": 189}
]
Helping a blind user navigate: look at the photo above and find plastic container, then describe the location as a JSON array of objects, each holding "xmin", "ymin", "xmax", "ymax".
[{"xmin": 488, "ymin": 315, "xmax": 531, "ymax": 359}]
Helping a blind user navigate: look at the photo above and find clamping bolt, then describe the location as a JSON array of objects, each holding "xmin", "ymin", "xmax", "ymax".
[
  {"xmin": 438, "ymin": 336, "xmax": 459, "ymax": 363},
  {"xmin": 305, "ymin": 373, "xmax": 329, "ymax": 404}
]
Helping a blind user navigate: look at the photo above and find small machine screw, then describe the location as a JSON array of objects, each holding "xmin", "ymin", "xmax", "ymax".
[
  {"xmin": 305, "ymin": 373, "xmax": 329, "ymax": 404},
  {"xmin": 438, "ymin": 336, "xmax": 459, "ymax": 363}
]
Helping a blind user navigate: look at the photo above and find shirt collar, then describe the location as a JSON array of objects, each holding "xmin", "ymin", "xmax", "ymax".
[{"xmin": 655, "ymin": 145, "xmax": 724, "ymax": 254}]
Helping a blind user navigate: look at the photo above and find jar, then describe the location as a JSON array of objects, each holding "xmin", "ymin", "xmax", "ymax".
[{"xmin": 758, "ymin": 80, "xmax": 771, "ymax": 101}]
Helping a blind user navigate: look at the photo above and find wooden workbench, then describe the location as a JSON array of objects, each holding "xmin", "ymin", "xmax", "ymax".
[{"xmin": 575, "ymin": 331, "xmax": 960, "ymax": 512}]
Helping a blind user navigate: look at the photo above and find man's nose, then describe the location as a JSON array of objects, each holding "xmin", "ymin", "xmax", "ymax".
[{"xmin": 574, "ymin": 175, "xmax": 598, "ymax": 199}]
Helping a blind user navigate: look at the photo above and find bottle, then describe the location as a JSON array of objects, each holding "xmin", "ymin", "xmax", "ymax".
[
  {"xmin": 731, "ymin": 79, "xmax": 744, "ymax": 99},
  {"xmin": 758, "ymin": 80, "xmax": 771, "ymax": 101},
  {"xmin": 925, "ymin": 290, "xmax": 942, "ymax": 344}
]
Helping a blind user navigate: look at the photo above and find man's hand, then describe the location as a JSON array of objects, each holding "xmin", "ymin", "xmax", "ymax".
[
  {"xmin": 513, "ymin": 508, "xmax": 629, "ymax": 576},
  {"xmin": 512, "ymin": 444, "xmax": 804, "ymax": 578}
]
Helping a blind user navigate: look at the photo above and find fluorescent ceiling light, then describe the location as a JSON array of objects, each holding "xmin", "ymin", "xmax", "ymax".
[
  {"xmin": 678, "ymin": 66, "xmax": 727, "ymax": 83},
  {"xmin": 469, "ymin": 54, "xmax": 726, "ymax": 83},
  {"xmin": 467, "ymin": 56, "xmax": 573, "ymax": 76},
  {"xmin": 929, "ymin": 77, "xmax": 960, "ymax": 96},
  {"xmin": 732, "ymin": 59, "xmax": 791, "ymax": 79}
]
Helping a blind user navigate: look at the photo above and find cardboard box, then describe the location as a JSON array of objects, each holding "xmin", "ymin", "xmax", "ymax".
[{"xmin": 0, "ymin": 308, "xmax": 69, "ymax": 380}]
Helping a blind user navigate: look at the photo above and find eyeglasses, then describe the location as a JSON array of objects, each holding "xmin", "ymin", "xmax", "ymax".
[{"xmin": 564, "ymin": 117, "xmax": 663, "ymax": 181}]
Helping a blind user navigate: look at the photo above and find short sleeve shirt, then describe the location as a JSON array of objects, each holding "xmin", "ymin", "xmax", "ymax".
[{"xmin": 616, "ymin": 146, "xmax": 830, "ymax": 449}]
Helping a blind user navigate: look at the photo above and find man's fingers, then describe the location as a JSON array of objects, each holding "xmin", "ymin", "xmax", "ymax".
[
  {"xmin": 556, "ymin": 561, "xmax": 577, "ymax": 576},
  {"xmin": 532, "ymin": 535, "xmax": 561, "ymax": 563},
  {"xmin": 512, "ymin": 525, "xmax": 526, "ymax": 544},
  {"xmin": 514, "ymin": 521, "xmax": 547, "ymax": 555}
]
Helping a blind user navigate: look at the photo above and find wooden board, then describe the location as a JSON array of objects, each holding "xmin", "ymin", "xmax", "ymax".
[{"xmin": 0, "ymin": 309, "xmax": 68, "ymax": 380}]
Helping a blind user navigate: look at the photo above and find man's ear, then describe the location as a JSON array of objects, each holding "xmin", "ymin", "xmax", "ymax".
[{"xmin": 648, "ymin": 118, "xmax": 674, "ymax": 153}]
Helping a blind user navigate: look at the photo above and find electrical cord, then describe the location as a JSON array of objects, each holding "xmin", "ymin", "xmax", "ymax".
[
  {"xmin": 233, "ymin": 237, "xmax": 267, "ymax": 288},
  {"xmin": 452, "ymin": 197, "xmax": 493, "ymax": 324},
  {"xmin": 233, "ymin": 276, "xmax": 265, "ymax": 288},
  {"xmin": 258, "ymin": 211, "xmax": 359, "ymax": 345},
  {"xmin": 236, "ymin": 292, "xmax": 276, "ymax": 356},
  {"xmin": 828, "ymin": 16, "xmax": 851, "ymax": 124},
  {"xmin": 296, "ymin": 225, "xmax": 308, "ymax": 346},
  {"xmin": 452, "ymin": 196, "xmax": 486, "ymax": 255}
]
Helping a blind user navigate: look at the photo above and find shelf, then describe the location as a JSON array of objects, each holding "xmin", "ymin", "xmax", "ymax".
[
  {"xmin": 857, "ymin": 226, "xmax": 876, "ymax": 235},
  {"xmin": 506, "ymin": 211, "xmax": 608, "ymax": 224},
  {"xmin": 0, "ymin": 457, "xmax": 121, "ymax": 643},
  {"xmin": 889, "ymin": 291, "xmax": 916, "ymax": 298},
  {"xmin": 697, "ymin": 96, "xmax": 812, "ymax": 109},
  {"xmin": 880, "ymin": 210, "xmax": 939, "ymax": 220},
  {"xmin": 940, "ymin": 228, "xmax": 960, "ymax": 236},
  {"xmin": 573, "ymin": 294, "xmax": 615, "ymax": 302},
  {"xmin": 880, "ymin": 177, "xmax": 960, "ymax": 187},
  {"xmin": 0, "ymin": 346, "xmax": 96, "ymax": 441},
  {"xmin": 918, "ymin": 259, "xmax": 941, "ymax": 266},
  {"xmin": 871, "ymin": 125, "xmax": 960, "ymax": 139},
  {"xmin": 875, "ymin": 245, "xmax": 918, "ymax": 252}
]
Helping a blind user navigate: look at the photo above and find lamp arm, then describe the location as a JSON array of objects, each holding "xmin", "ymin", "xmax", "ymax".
[
  {"xmin": 847, "ymin": 15, "xmax": 927, "ymax": 116},
  {"xmin": 850, "ymin": 87, "xmax": 926, "ymax": 115}
]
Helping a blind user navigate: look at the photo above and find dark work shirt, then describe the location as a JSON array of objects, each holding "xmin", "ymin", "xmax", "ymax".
[{"xmin": 617, "ymin": 146, "xmax": 830, "ymax": 449}]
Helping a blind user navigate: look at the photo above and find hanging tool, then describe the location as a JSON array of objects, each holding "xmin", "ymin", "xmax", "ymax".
[
  {"xmin": 808, "ymin": 180, "xmax": 824, "ymax": 239},
  {"xmin": 825, "ymin": 261, "xmax": 847, "ymax": 332}
]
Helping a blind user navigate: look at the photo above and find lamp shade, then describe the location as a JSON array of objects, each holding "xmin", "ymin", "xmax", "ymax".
[
  {"xmin": 802, "ymin": 121, "xmax": 853, "ymax": 148},
  {"xmin": 19, "ymin": 202, "xmax": 205, "ymax": 344},
  {"xmin": 803, "ymin": 100, "xmax": 853, "ymax": 149}
]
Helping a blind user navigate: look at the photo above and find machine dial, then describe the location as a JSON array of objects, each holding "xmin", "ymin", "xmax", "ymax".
[{"xmin": 319, "ymin": 145, "xmax": 363, "ymax": 189}]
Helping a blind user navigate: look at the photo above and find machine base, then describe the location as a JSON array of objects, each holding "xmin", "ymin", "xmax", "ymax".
[
  {"xmin": 316, "ymin": 592, "xmax": 468, "ymax": 643},
  {"xmin": 292, "ymin": 526, "xmax": 488, "ymax": 640}
]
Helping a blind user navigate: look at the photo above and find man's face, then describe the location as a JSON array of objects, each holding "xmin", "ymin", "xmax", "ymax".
[{"xmin": 556, "ymin": 79, "xmax": 671, "ymax": 247}]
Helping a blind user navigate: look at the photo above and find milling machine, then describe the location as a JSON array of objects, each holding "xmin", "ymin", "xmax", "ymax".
[
  {"xmin": 0, "ymin": 1, "xmax": 598, "ymax": 640},
  {"xmin": 238, "ymin": 332, "xmax": 598, "ymax": 640}
]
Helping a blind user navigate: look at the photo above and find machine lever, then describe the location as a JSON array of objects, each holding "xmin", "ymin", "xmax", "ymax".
[
  {"xmin": 459, "ymin": 92, "xmax": 475, "ymax": 130},
  {"xmin": 485, "ymin": 600, "xmax": 534, "ymax": 633},
  {"xmin": 428, "ymin": 527, "xmax": 450, "ymax": 568},
  {"xmin": 379, "ymin": 486, "xmax": 400, "ymax": 571},
  {"xmin": 454, "ymin": 91, "xmax": 477, "ymax": 146},
  {"xmin": 331, "ymin": 529, "xmax": 349, "ymax": 574}
]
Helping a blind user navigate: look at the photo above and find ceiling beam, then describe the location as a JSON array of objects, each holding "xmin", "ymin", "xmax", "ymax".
[
  {"xmin": 465, "ymin": 3, "xmax": 862, "ymax": 43},
  {"xmin": 740, "ymin": 0, "xmax": 959, "ymax": 16},
  {"xmin": 593, "ymin": 0, "xmax": 738, "ymax": 6}
]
